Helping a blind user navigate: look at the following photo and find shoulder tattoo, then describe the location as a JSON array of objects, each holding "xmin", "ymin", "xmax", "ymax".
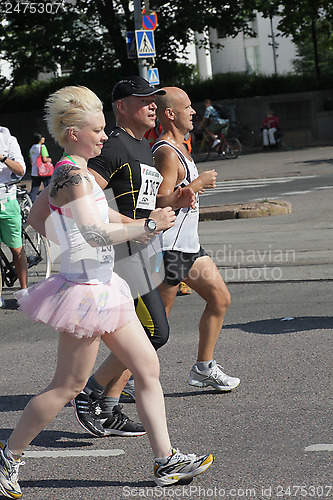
[{"xmin": 50, "ymin": 164, "xmax": 90, "ymax": 198}]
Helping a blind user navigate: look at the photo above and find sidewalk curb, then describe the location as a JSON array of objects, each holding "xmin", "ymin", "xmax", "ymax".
[{"xmin": 199, "ymin": 200, "xmax": 292, "ymax": 221}]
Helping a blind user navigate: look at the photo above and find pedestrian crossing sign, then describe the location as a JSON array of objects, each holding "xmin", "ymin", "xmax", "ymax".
[
  {"xmin": 126, "ymin": 31, "xmax": 137, "ymax": 59},
  {"xmin": 148, "ymin": 68, "xmax": 160, "ymax": 85},
  {"xmin": 135, "ymin": 30, "xmax": 156, "ymax": 58}
]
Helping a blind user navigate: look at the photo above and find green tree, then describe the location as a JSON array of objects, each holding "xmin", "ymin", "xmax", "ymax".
[
  {"xmin": 0, "ymin": 0, "xmax": 257, "ymax": 93},
  {"xmin": 292, "ymin": 18, "xmax": 333, "ymax": 76},
  {"xmin": 258, "ymin": 0, "xmax": 333, "ymax": 81}
]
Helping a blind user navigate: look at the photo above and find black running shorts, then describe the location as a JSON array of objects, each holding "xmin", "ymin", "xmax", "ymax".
[
  {"xmin": 114, "ymin": 241, "xmax": 169, "ymax": 351},
  {"xmin": 162, "ymin": 247, "xmax": 207, "ymax": 286}
]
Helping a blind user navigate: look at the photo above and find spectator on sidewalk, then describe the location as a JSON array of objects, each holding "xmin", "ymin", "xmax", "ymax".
[
  {"xmin": 0, "ymin": 126, "xmax": 28, "ymax": 307},
  {"xmin": 29, "ymin": 133, "xmax": 53, "ymax": 202},
  {"xmin": 261, "ymin": 110, "xmax": 280, "ymax": 149}
]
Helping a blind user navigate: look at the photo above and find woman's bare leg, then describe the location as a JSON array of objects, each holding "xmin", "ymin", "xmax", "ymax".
[
  {"xmin": 8, "ymin": 332, "xmax": 100, "ymax": 456},
  {"xmin": 103, "ymin": 318, "xmax": 171, "ymax": 458}
]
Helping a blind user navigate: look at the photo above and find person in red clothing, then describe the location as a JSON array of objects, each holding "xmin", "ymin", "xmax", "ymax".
[
  {"xmin": 144, "ymin": 121, "xmax": 162, "ymax": 147},
  {"xmin": 261, "ymin": 110, "xmax": 280, "ymax": 148}
]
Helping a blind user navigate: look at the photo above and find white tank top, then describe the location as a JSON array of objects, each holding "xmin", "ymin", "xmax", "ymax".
[
  {"xmin": 152, "ymin": 140, "xmax": 200, "ymax": 253},
  {"xmin": 50, "ymin": 161, "xmax": 114, "ymax": 284}
]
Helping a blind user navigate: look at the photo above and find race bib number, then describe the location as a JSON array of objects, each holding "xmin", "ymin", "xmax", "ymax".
[{"xmin": 136, "ymin": 163, "xmax": 163, "ymax": 211}]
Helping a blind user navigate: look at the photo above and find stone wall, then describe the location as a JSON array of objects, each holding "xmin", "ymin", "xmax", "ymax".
[{"xmin": 196, "ymin": 89, "xmax": 333, "ymax": 148}]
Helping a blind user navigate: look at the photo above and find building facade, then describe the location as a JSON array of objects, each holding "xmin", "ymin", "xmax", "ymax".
[{"xmin": 195, "ymin": 12, "xmax": 298, "ymax": 79}]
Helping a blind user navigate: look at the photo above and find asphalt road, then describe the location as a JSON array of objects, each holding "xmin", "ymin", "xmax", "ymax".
[
  {"xmin": 198, "ymin": 146, "xmax": 333, "ymax": 207},
  {"xmin": 0, "ymin": 146, "xmax": 332, "ymax": 499}
]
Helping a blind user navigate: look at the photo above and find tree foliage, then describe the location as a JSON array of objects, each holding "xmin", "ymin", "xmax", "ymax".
[
  {"xmin": 1, "ymin": 0, "xmax": 332, "ymax": 104},
  {"xmin": 257, "ymin": 0, "xmax": 333, "ymax": 81},
  {"xmin": 0, "ymin": 0, "xmax": 256, "ymax": 92},
  {"xmin": 292, "ymin": 17, "xmax": 333, "ymax": 76}
]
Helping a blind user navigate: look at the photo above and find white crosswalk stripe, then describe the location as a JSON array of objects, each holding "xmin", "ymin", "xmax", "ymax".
[{"xmin": 201, "ymin": 175, "xmax": 316, "ymax": 197}]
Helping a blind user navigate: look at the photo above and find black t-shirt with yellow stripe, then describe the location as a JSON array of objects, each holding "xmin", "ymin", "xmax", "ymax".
[{"xmin": 88, "ymin": 127, "xmax": 155, "ymax": 220}]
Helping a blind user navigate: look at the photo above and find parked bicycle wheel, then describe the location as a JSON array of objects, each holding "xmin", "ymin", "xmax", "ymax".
[
  {"xmin": 192, "ymin": 139, "xmax": 211, "ymax": 163},
  {"xmin": 224, "ymin": 138, "xmax": 242, "ymax": 159},
  {"xmin": 0, "ymin": 246, "xmax": 18, "ymax": 288},
  {"xmin": 23, "ymin": 225, "xmax": 51, "ymax": 285},
  {"xmin": 17, "ymin": 190, "xmax": 32, "ymax": 225},
  {"xmin": 238, "ymin": 127, "xmax": 255, "ymax": 149}
]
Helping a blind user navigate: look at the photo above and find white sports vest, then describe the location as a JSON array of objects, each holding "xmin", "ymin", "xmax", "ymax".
[
  {"xmin": 50, "ymin": 162, "xmax": 114, "ymax": 284},
  {"xmin": 152, "ymin": 140, "xmax": 200, "ymax": 253}
]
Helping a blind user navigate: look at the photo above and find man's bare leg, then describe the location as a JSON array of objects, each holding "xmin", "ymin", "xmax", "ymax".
[
  {"xmin": 11, "ymin": 246, "xmax": 28, "ymax": 289},
  {"xmin": 159, "ymin": 256, "xmax": 240, "ymax": 391}
]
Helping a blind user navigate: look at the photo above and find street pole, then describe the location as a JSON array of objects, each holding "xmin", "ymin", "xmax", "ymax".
[
  {"xmin": 269, "ymin": 14, "xmax": 278, "ymax": 75},
  {"xmin": 134, "ymin": 0, "xmax": 149, "ymax": 79}
]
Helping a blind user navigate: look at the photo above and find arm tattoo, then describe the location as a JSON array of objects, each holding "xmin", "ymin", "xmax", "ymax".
[
  {"xmin": 81, "ymin": 224, "xmax": 114, "ymax": 247},
  {"xmin": 50, "ymin": 164, "xmax": 90, "ymax": 198}
]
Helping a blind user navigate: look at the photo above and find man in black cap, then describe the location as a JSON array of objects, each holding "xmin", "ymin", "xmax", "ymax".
[{"xmin": 70, "ymin": 76, "xmax": 195, "ymax": 437}]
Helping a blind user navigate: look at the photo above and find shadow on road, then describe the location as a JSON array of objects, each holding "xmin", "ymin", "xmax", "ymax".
[
  {"xmin": 225, "ymin": 316, "xmax": 332, "ymax": 334},
  {"xmin": 20, "ymin": 477, "xmax": 193, "ymax": 490},
  {"xmin": 0, "ymin": 425, "xmax": 96, "ymax": 448},
  {"xmin": 0, "ymin": 395, "xmax": 75, "ymax": 412},
  {"xmin": 288, "ymin": 157, "xmax": 333, "ymax": 166}
]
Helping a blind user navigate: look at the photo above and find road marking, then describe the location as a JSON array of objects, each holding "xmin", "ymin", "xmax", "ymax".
[
  {"xmin": 251, "ymin": 185, "xmax": 333, "ymax": 201},
  {"xmin": 281, "ymin": 190, "xmax": 312, "ymax": 195},
  {"xmin": 24, "ymin": 449, "xmax": 125, "ymax": 458},
  {"xmin": 201, "ymin": 175, "xmax": 316, "ymax": 197},
  {"xmin": 304, "ymin": 444, "xmax": 333, "ymax": 452}
]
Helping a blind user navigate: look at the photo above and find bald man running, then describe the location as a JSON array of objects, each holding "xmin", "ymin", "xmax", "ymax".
[{"xmin": 152, "ymin": 87, "xmax": 240, "ymax": 392}]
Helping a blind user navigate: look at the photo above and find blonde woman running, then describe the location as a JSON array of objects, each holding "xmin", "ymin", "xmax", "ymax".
[{"xmin": 0, "ymin": 86, "xmax": 213, "ymax": 498}]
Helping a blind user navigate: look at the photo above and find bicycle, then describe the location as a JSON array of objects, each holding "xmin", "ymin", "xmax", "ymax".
[
  {"xmin": 228, "ymin": 121, "xmax": 256, "ymax": 150},
  {"xmin": 192, "ymin": 128, "xmax": 242, "ymax": 163},
  {"xmin": 0, "ymin": 180, "xmax": 51, "ymax": 300}
]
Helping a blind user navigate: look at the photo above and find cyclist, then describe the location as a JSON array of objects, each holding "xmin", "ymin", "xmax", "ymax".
[
  {"xmin": 198, "ymin": 99, "xmax": 229, "ymax": 149},
  {"xmin": 0, "ymin": 126, "xmax": 28, "ymax": 308}
]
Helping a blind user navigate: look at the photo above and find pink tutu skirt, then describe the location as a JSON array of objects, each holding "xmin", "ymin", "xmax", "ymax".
[{"xmin": 16, "ymin": 273, "xmax": 136, "ymax": 339}]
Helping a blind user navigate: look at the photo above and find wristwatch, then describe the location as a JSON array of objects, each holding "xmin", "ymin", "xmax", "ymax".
[
  {"xmin": 2, "ymin": 156, "xmax": 8, "ymax": 163},
  {"xmin": 144, "ymin": 218, "xmax": 157, "ymax": 233}
]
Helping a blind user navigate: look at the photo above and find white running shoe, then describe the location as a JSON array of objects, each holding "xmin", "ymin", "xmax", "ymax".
[
  {"xmin": 188, "ymin": 360, "xmax": 240, "ymax": 391},
  {"xmin": 154, "ymin": 448, "xmax": 213, "ymax": 486},
  {"xmin": 0, "ymin": 440, "xmax": 24, "ymax": 498},
  {"xmin": 212, "ymin": 139, "xmax": 221, "ymax": 148}
]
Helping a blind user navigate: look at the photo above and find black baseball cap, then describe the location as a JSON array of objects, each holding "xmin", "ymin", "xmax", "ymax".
[{"xmin": 112, "ymin": 76, "xmax": 166, "ymax": 102}]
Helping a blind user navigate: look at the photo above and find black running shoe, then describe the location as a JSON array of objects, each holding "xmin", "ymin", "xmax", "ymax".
[
  {"xmin": 72, "ymin": 392, "xmax": 107, "ymax": 437},
  {"xmin": 73, "ymin": 393, "xmax": 146, "ymax": 437},
  {"xmin": 101, "ymin": 405, "xmax": 146, "ymax": 437}
]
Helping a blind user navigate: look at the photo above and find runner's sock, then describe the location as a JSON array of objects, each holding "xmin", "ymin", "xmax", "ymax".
[
  {"xmin": 99, "ymin": 396, "xmax": 120, "ymax": 412},
  {"xmin": 85, "ymin": 375, "xmax": 105, "ymax": 398},
  {"xmin": 196, "ymin": 360, "xmax": 213, "ymax": 374}
]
